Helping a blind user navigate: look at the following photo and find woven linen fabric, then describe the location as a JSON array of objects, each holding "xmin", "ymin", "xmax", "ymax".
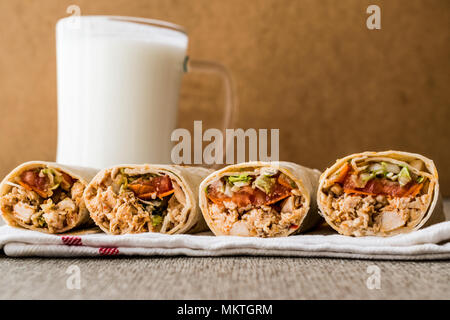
[{"xmin": 1, "ymin": 221, "xmax": 450, "ymax": 260}]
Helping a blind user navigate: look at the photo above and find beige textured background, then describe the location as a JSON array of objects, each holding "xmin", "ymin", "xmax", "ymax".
[{"xmin": 0, "ymin": 0, "xmax": 449, "ymax": 194}]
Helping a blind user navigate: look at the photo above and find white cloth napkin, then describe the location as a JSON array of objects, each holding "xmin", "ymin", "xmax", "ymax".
[{"xmin": 1, "ymin": 221, "xmax": 450, "ymax": 260}]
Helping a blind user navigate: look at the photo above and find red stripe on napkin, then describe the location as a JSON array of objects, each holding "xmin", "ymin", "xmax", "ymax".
[
  {"xmin": 99, "ymin": 247, "xmax": 119, "ymax": 256},
  {"xmin": 61, "ymin": 236, "xmax": 82, "ymax": 246}
]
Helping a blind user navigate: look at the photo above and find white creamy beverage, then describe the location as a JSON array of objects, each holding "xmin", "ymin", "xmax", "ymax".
[{"xmin": 56, "ymin": 16, "xmax": 188, "ymax": 168}]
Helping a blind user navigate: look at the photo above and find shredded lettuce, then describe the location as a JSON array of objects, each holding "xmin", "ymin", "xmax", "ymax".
[
  {"xmin": 38, "ymin": 215, "xmax": 47, "ymax": 227},
  {"xmin": 117, "ymin": 170, "xmax": 129, "ymax": 193},
  {"xmin": 40, "ymin": 168, "xmax": 62, "ymax": 190},
  {"xmin": 227, "ymin": 174, "xmax": 252, "ymax": 184},
  {"xmin": 398, "ymin": 166, "xmax": 412, "ymax": 186},
  {"xmin": 368, "ymin": 163, "xmax": 386, "ymax": 176},
  {"xmin": 360, "ymin": 172, "xmax": 375, "ymax": 182},
  {"xmin": 383, "ymin": 162, "xmax": 401, "ymax": 174},
  {"xmin": 41, "ymin": 168, "xmax": 51, "ymax": 175},
  {"xmin": 254, "ymin": 175, "xmax": 275, "ymax": 194},
  {"xmin": 226, "ymin": 174, "xmax": 252, "ymax": 189},
  {"xmin": 368, "ymin": 162, "xmax": 401, "ymax": 176},
  {"xmin": 260, "ymin": 167, "xmax": 278, "ymax": 177},
  {"xmin": 366, "ymin": 162, "xmax": 402, "ymax": 182},
  {"xmin": 151, "ymin": 215, "xmax": 163, "ymax": 227}
]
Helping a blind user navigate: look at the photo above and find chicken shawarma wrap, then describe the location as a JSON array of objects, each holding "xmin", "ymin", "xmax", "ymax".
[
  {"xmin": 0, "ymin": 161, "xmax": 98, "ymax": 234},
  {"xmin": 199, "ymin": 162, "xmax": 322, "ymax": 237},
  {"xmin": 317, "ymin": 151, "xmax": 445, "ymax": 237},
  {"xmin": 84, "ymin": 165, "xmax": 213, "ymax": 235}
]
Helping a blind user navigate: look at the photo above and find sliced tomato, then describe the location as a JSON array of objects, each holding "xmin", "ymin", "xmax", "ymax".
[
  {"xmin": 342, "ymin": 173, "xmax": 421, "ymax": 198},
  {"xmin": 20, "ymin": 170, "xmax": 49, "ymax": 197},
  {"xmin": 128, "ymin": 175, "xmax": 173, "ymax": 199},
  {"xmin": 206, "ymin": 178, "xmax": 291, "ymax": 207},
  {"xmin": 265, "ymin": 183, "xmax": 291, "ymax": 205},
  {"xmin": 60, "ymin": 172, "xmax": 74, "ymax": 190},
  {"xmin": 207, "ymin": 185, "xmax": 264, "ymax": 207},
  {"xmin": 230, "ymin": 188, "xmax": 256, "ymax": 207},
  {"xmin": 18, "ymin": 180, "xmax": 50, "ymax": 198}
]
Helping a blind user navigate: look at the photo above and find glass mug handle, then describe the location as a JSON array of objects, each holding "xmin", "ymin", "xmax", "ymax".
[{"xmin": 184, "ymin": 58, "xmax": 238, "ymax": 167}]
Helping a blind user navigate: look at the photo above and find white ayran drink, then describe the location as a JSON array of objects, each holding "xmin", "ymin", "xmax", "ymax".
[{"xmin": 56, "ymin": 16, "xmax": 188, "ymax": 168}]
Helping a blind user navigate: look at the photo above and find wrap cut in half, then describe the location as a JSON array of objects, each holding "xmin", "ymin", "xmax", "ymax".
[
  {"xmin": 317, "ymin": 151, "xmax": 445, "ymax": 237},
  {"xmin": 84, "ymin": 164, "xmax": 213, "ymax": 235},
  {"xmin": 199, "ymin": 161, "xmax": 322, "ymax": 237},
  {"xmin": 0, "ymin": 161, "xmax": 98, "ymax": 234}
]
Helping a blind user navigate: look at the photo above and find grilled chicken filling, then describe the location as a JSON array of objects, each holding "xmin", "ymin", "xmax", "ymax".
[
  {"xmin": 85, "ymin": 168, "xmax": 187, "ymax": 234},
  {"xmin": 0, "ymin": 167, "xmax": 84, "ymax": 233},
  {"xmin": 320, "ymin": 159, "xmax": 432, "ymax": 236},
  {"xmin": 205, "ymin": 168, "xmax": 306, "ymax": 237}
]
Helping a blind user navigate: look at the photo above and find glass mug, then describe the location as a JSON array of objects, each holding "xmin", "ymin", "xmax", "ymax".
[{"xmin": 56, "ymin": 16, "xmax": 235, "ymax": 169}]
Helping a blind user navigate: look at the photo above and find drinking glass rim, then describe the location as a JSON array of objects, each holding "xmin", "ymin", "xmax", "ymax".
[{"xmin": 59, "ymin": 15, "xmax": 188, "ymax": 36}]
